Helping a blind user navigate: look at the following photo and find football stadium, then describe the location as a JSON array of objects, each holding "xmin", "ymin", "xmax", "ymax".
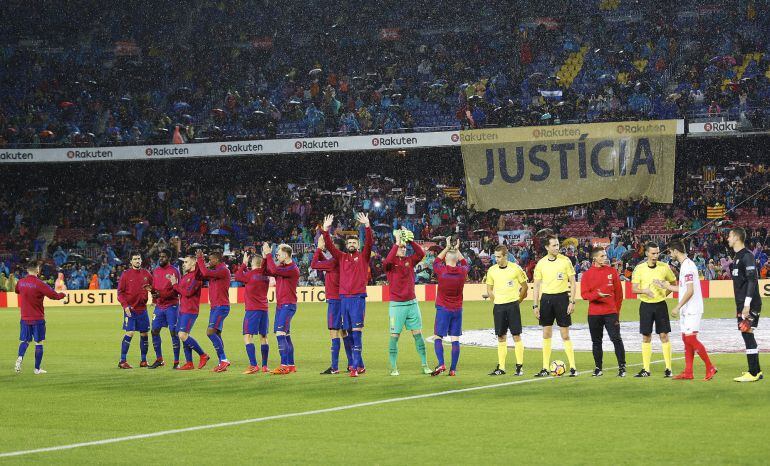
[{"xmin": 2, "ymin": 1, "xmax": 770, "ymax": 464}]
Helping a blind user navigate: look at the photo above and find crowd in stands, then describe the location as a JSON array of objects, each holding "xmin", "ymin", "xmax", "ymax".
[
  {"xmin": 1, "ymin": 158, "xmax": 768, "ymax": 292},
  {"xmin": 4, "ymin": 1, "xmax": 770, "ymax": 149}
]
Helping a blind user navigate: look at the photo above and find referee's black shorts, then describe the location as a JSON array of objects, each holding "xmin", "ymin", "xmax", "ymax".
[
  {"xmin": 493, "ymin": 302, "xmax": 522, "ymax": 336},
  {"xmin": 639, "ymin": 301, "xmax": 671, "ymax": 335},
  {"xmin": 539, "ymin": 292, "xmax": 571, "ymax": 327}
]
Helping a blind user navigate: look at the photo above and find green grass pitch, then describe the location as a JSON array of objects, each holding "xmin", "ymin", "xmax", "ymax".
[{"xmin": 1, "ymin": 298, "xmax": 769, "ymax": 464}]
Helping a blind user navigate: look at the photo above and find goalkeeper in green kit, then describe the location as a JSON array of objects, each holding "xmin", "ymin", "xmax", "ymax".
[{"xmin": 384, "ymin": 227, "xmax": 431, "ymax": 375}]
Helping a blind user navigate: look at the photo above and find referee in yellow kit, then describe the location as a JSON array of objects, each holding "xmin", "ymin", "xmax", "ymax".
[
  {"xmin": 485, "ymin": 245, "xmax": 529, "ymax": 376},
  {"xmin": 532, "ymin": 235, "xmax": 578, "ymax": 377},
  {"xmin": 631, "ymin": 242, "xmax": 676, "ymax": 378}
]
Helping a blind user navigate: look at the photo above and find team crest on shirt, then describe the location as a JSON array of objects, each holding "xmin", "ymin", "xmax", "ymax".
[
  {"xmin": 507, "ymin": 280, "xmax": 514, "ymax": 287},
  {"xmin": 557, "ymin": 272, "xmax": 564, "ymax": 280},
  {"xmin": 607, "ymin": 274, "xmax": 612, "ymax": 279}
]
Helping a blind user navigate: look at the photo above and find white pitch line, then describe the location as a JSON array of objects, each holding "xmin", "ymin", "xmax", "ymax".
[{"xmin": 0, "ymin": 358, "xmax": 681, "ymax": 459}]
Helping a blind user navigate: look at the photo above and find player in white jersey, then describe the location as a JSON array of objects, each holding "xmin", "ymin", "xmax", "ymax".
[{"xmin": 654, "ymin": 239, "xmax": 717, "ymax": 381}]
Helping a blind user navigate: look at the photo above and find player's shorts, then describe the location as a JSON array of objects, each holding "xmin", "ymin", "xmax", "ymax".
[
  {"xmin": 274, "ymin": 304, "xmax": 297, "ymax": 333},
  {"xmin": 327, "ymin": 299, "xmax": 342, "ymax": 330},
  {"xmin": 243, "ymin": 309, "xmax": 269, "ymax": 336},
  {"xmin": 639, "ymin": 301, "xmax": 671, "ymax": 335},
  {"xmin": 494, "ymin": 302, "xmax": 522, "ymax": 336},
  {"xmin": 177, "ymin": 313, "xmax": 198, "ymax": 333},
  {"xmin": 123, "ymin": 311, "xmax": 150, "ymax": 333},
  {"xmin": 434, "ymin": 306, "xmax": 463, "ymax": 337},
  {"xmin": 208, "ymin": 305, "xmax": 230, "ymax": 331},
  {"xmin": 152, "ymin": 305, "xmax": 179, "ymax": 332},
  {"xmin": 736, "ymin": 308, "xmax": 761, "ymax": 329},
  {"xmin": 539, "ymin": 292, "xmax": 571, "ymax": 327},
  {"xmin": 389, "ymin": 299, "xmax": 423, "ymax": 334},
  {"xmin": 341, "ymin": 295, "xmax": 366, "ymax": 330},
  {"xmin": 20, "ymin": 320, "xmax": 46, "ymax": 342},
  {"xmin": 679, "ymin": 312, "xmax": 703, "ymax": 334}
]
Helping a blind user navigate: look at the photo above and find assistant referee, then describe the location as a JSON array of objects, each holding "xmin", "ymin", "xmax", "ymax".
[
  {"xmin": 485, "ymin": 245, "xmax": 528, "ymax": 376},
  {"xmin": 532, "ymin": 235, "xmax": 577, "ymax": 377}
]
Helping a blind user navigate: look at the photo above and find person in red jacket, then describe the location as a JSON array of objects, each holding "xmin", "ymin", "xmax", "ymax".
[
  {"xmin": 234, "ymin": 248, "xmax": 271, "ymax": 374},
  {"xmin": 117, "ymin": 252, "xmax": 154, "ymax": 369},
  {"xmin": 580, "ymin": 247, "xmax": 626, "ymax": 377},
  {"xmin": 321, "ymin": 213, "xmax": 373, "ymax": 377},
  {"xmin": 311, "ymin": 234, "xmax": 351, "ymax": 375},
  {"xmin": 263, "ymin": 242, "xmax": 300, "ymax": 375},
  {"xmin": 384, "ymin": 227, "xmax": 430, "ymax": 376},
  {"xmin": 148, "ymin": 249, "xmax": 181, "ymax": 369},
  {"xmin": 170, "ymin": 255, "xmax": 209, "ymax": 370},
  {"xmin": 14, "ymin": 261, "xmax": 66, "ymax": 374}
]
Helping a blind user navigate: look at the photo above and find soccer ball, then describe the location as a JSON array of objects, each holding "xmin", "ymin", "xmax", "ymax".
[{"xmin": 550, "ymin": 360, "xmax": 566, "ymax": 376}]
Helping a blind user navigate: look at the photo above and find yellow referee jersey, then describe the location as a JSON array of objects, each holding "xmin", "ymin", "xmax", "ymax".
[
  {"xmin": 485, "ymin": 263, "xmax": 528, "ymax": 304},
  {"xmin": 533, "ymin": 254, "xmax": 575, "ymax": 295},
  {"xmin": 631, "ymin": 261, "xmax": 676, "ymax": 303}
]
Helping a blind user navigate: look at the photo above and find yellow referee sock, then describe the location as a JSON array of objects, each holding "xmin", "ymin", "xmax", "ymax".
[
  {"xmin": 564, "ymin": 340, "xmax": 576, "ymax": 369},
  {"xmin": 497, "ymin": 341, "xmax": 507, "ymax": 371},
  {"xmin": 662, "ymin": 341, "xmax": 672, "ymax": 371},
  {"xmin": 542, "ymin": 338, "xmax": 552, "ymax": 369},
  {"xmin": 514, "ymin": 340, "xmax": 524, "ymax": 366},
  {"xmin": 642, "ymin": 342, "xmax": 652, "ymax": 372}
]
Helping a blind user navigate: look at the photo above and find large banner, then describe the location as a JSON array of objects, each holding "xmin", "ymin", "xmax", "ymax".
[{"xmin": 461, "ymin": 121, "xmax": 678, "ymax": 211}]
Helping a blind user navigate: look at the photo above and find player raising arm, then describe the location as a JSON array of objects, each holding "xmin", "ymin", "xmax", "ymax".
[
  {"xmin": 14, "ymin": 261, "xmax": 66, "ymax": 374},
  {"xmin": 170, "ymin": 255, "xmax": 210, "ymax": 370},
  {"xmin": 263, "ymin": 242, "xmax": 300, "ymax": 375},
  {"xmin": 311, "ymin": 234, "xmax": 350, "ymax": 374},
  {"xmin": 431, "ymin": 236, "xmax": 470, "ymax": 376}
]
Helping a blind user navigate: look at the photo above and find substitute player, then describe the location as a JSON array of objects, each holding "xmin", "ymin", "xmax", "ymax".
[
  {"xmin": 486, "ymin": 245, "xmax": 528, "ymax": 376},
  {"xmin": 580, "ymin": 247, "xmax": 626, "ymax": 377},
  {"xmin": 631, "ymin": 242, "xmax": 676, "ymax": 378},
  {"xmin": 196, "ymin": 250, "xmax": 232, "ymax": 373},
  {"xmin": 384, "ymin": 227, "xmax": 430, "ymax": 376},
  {"xmin": 311, "ymin": 235, "xmax": 352, "ymax": 374},
  {"xmin": 235, "ymin": 248, "xmax": 271, "ymax": 374},
  {"xmin": 431, "ymin": 236, "xmax": 470, "ymax": 376},
  {"xmin": 117, "ymin": 252, "xmax": 153, "ymax": 369},
  {"xmin": 263, "ymin": 242, "xmax": 300, "ymax": 375},
  {"xmin": 149, "ymin": 249, "xmax": 181, "ymax": 369},
  {"xmin": 533, "ymin": 235, "xmax": 578, "ymax": 377},
  {"xmin": 14, "ymin": 261, "xmax": 66, "ymax": 374},
  {"xmin": 321, "ymin": 213, "xmax": 373, "ymax": 377},
  {"xmin": 727, "ymin": 227, "xmax": 763, "ymax": 382},
  {"xmin": 654, "ymin": 239, "xmax": 717, "ymax": 381},
  {"xmin": 170, "ymin": 255, "xmax": 209, "ymax": 370}
]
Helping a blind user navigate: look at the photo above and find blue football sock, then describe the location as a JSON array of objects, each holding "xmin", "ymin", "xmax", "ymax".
[
  {"xmin": 139, "ymin": 335, "xmax": 149, "ymax": 362},
  {"xmin": 207, "ymin": 333, "xmax": 227, "ymax": 362},
  {"xmin": 34, "ymin": 345, "xmax": 43, "ymax": 370},
  {"xmin": 182, "ymin": 340, "xmax": 193, "ymax": 363},
  {"xmin": 331, "ymin": 338, "xmax": 341, "ymax": 371},
  {"xmin": 351, "ymin": 330, "xmax": 363, "ymax": 369},
  {"xmin": 286, "ymin": 335, "xmax": 295, "ymax": 366},
  {"xmin": 171, "ymin": 332, "xmax": 181, "ymax": 362},
  {"xmin": 343, "ymin": 335, "xmax": 354, "ymax": 367},
  {"xmin": 120, "ymin": 335, "xmax": 132, "ymax": 361},
  {"xmin": 277, "ymin": 335, "xmax": 287, "ymax": 366},
  {"xmin": 434, "ymin": 338, "xmax": 445, "ymax": 366},
  {"xmin": 450, "ymin": 341, "xmax": 460, "ymax": 371},
  {"xmin": 260, "ymin": 343, "xmax": 269, "ymax": 366},
  {"xmin": 245, "ymin": 343, "xmax": 257, "ymax": 366},
  {"xmin": 152, "ymin": 333, "xmax": 163, "ymax": 359},
  {"xmin": 186, "ymin": 336, "xmax": 204, "ymax": 356},
  {"xmin": 18, "ymin": 341, "xmax": 29, "ymax": 358}
]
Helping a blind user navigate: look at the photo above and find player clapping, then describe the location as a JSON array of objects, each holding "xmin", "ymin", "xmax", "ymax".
[
  {"xmin": 263, "ymin": 242, "xmax": 300, "ymax": 375},
  {"xmin": 170, "ymin": 255, "xmax": 210, "ymax": 370},
  {"xmin": 235, "ymin": 247, "xmax": 271, "ymax": 374},
  {"xmin": 431, "ymin": 236, "xmax": 470, "ymax": 376}
]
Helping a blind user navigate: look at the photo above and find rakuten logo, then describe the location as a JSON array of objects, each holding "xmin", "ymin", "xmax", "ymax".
[
  {"xmin": 293, "ymin": 140, "xmax": 339, "ymax": 150},
  {"xmin": 219, "ymin": 143, "xmax": 264, "ymax": 153},
  {"xmin": 66, "ymin": 149, "xmax": 113, "ymax": 159},
  {"xmin": 371, "ymin": 136, "xmax": 417, "ymax": 147},
  {"xmin": 145, "ymin": 147, "xmax": 190, "ymax": 157},
  {"xmin": 532, "ymin": 128, "xmax": 581, "ymax": 138},
  {"xmin": 0, "ymin": 151, "xmax": 34, "ymax": 160},
  {"xmin": 616, "ymin": 123, "xmax": 667, "ymax": 134},
  {"xmin": 703, "ymin": 121, "xmax": 737, "ymax": 132}
]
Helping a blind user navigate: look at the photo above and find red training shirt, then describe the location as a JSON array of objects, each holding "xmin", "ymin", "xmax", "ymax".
[
  {"xmin": 117, "ymin": 268, "xmax": 154, "ymax": 313},
  {"xmin": 235, "ymin": 262, "xmax": 270, "ymax": 311},
  {"xmin": 434, "ymin": 257, "xmax": 470, "ymax": 311},
  {"xmin": 196, "ymin": 257, "xmax": 231, "ymax": 308},
  {"xmin": 174, "ymin": 271, "xmax": 202, "ymax": 315},
  {"xmin": 580, "ymin": 264, "xmax": 623, "ymax": 315},
  {"xmin": 311, "ymin": 249, "xmax": 340, "ymax": 300},
  {"xmin": 16, "ymin": 275, "xmax": 66, "ymax": 321},
  {"xmin": 383, "ymin": 241, "xmax": 425, "ymax": 302},
  {"xmin": 322, "ymin": 227, "xmax": 373, "ymax": 296}
]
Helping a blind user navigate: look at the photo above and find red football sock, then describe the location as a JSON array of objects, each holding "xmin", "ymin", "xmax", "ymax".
[
  {"xmin": 686, "ymin": 333, "xmax": 713, "ymax": 370},
  {"xmin": 682, "ymin": 334, "xmax": 694, "ymax": 375}
]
